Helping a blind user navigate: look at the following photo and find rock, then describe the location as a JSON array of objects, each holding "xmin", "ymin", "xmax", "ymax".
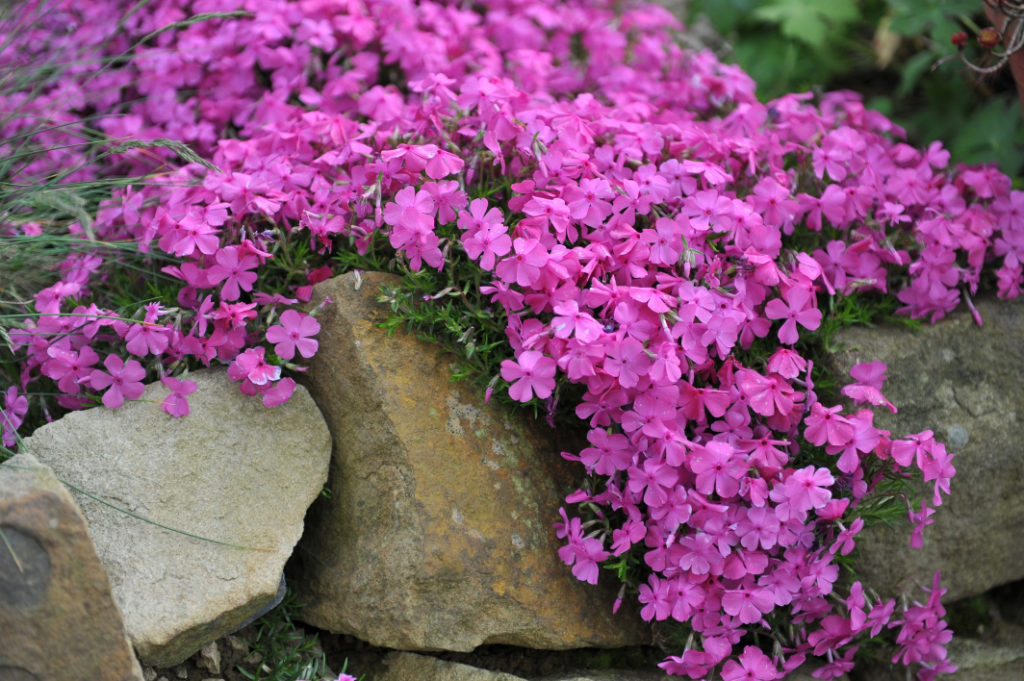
[
  {"xmin": 533, "ymin": 670, "xmax": 667, "ymax": 681},
  {"xmin": 831, "ymin": 296, "xmax": 1024, "ymax": 602},
  {"xmin": 197, "ymin": 641, "xmax": 221, "ymax": 674},
  {"xmin": 292, "ymin": 271, "xmax": 649, "ymax": 651},
  {"xmin": 944, "ymin": 629, "xmax": 1024, "ymax": 681},
  {"xmin": 0, "ymin": 453, "xmax": 144, "ymax": 681},
  {"xmin": 22, "ymin": 368, "xmax": 332, "ymax": 666},
  {"xmin": 374, "ymin": 652, "xmax": 527, "ymax": 681}
]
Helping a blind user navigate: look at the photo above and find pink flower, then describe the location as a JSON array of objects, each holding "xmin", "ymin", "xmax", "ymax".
[
  {"xmin": 227, "ymin": 347, "xmax": 281, "ymax": 386},
  {"xmin": 500, "ymin": 351, "xmax": 557, "ymax": 402},
  {"xmin": 90, "ymin": 355, "xmax": 147, "ymax": 409},
  {"xmin": 721, "ymin": 645, "xmax": 780, "ymax": 681},
  {"xmin": 208, "ymin": 245, "xmax": 260, "ymax": 301},
  {"xmin": 160, "ymin": 376, "xmax": 197, "ymax": 418},
  {"xmin": 782, "ymin": 466, "xmax": 835, "ymax": 514},
  {"xmin": 266, "ymin": 310, "xmax": 321, "ymax": 360},
  {"xmin": 2, "ymin": 386, "xmax": 29, "ymax": 447},
  {"xmin": 764, "ymin": 285, "xmax": 822, "ymax": 345}
]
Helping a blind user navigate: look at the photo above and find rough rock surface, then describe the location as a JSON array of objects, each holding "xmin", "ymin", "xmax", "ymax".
[
  {"xmin": 0, "ymin": 453, "xmax": 143, "ymax": 681},
  {"xmin": 374, "ymin": 653, "xmax": 527, "ymax": 681},
  {"xmin": 830, "ymin": 296, "xmax": 1024, "ymax": 602},
  {"xmin": 22, "ymin": 369, "xmax": 332, "ymax": 667},
  {"xmin": 292, "ymin": 271, "xmax": 649, "ymax": 652}
]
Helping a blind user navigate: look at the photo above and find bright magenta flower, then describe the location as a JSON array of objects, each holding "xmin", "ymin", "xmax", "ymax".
[
  {"xmin": 500, "ymin": 350, "xmax": 556, "ymax": 402},
  {"xmin": 90, "ymin": 355, "xmax": 147, "ymax": 409},
  {"xmin": 160, "ymin": 376, "xmax": 197, "ymax": 418},
  {"xmin": 266, "ymin": 310, "xmax": 321, "ymax": 360}
]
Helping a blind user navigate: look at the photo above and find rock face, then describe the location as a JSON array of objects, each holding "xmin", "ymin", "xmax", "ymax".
[
  {"xmin": 292, "ymin": 271, "xmax": 649, "ymax": 652},
  {"xmin": 0, "ymin": 453, "xmax": 143, "ymax": 681},
  {"xmin": 374, "ymin": 653, "xmax": 527, "ymax": 681},
  {"xmin": 22, "ymin": 369, "xmax": 332, "ymax": 667},
  {"xmin": 831, "ymin": 296, "xmax": 1024, "ymax": 602}
]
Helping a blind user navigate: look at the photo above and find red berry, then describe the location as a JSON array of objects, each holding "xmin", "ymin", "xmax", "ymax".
[
  {"xmin": 978, "ymin": 27, "xmax": 1002, "ymax": 50},
  {"xmin": 951, "ymin": 31, "xmax": 968, "ymax": 48}
]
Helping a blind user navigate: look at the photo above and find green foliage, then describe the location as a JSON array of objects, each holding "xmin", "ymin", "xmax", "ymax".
[
  {"xmin": 237, "ymin": 590, "xmax": 338, "ymax": 681},
  {"xmin": 687, "ymin": 0, "xmax": 1024, "ymax": 176}
]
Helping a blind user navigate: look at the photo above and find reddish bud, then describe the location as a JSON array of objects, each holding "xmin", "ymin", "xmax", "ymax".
[
  {"xmin": 978, "ymin": 27, "xmax": 1001, "ymax": 50},
  {"xmin": 950, "ymin": 31, "xmax": 968, "ymax": 48}
]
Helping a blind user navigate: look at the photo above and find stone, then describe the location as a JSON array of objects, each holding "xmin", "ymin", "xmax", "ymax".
[
  {"xmin": 22, "ymin": 368, "xmax": 332, "ymax": 666},
  {"xmin": 534, "ymin": 671, "xmax": 667, "ymax": 681},
  {"xmin": 373, "ymin": 653, "xmax": 527, "ymax": 681},
  {"xmin": 830, "ymin": 296, "xmax": 1024, "ymax": 602},
  {"xmin": 291, "ymin": 271, "xmax": 650, "ymax": 652},
  {"xmin": 945, "ymin": 631, "xmax": 1024, "ymax": 681},
  {"xmin": 0, "ymin": 453, "xmax": 143, "ymax": 681},
  {"xmin": 197, "ymin": 641, "xmax": 221, "ymax": 674}
]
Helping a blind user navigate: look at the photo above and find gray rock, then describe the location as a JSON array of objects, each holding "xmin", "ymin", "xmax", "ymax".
[
  {"xmin": 292, "ymin": 272, "xmax": 650, "ymax": 652},
  {"xmin": 945, "ymin": 631, "xmax": 1024, "ymax": 681},
  {"xmin": 375, "ymin": 653, "xmax": 527, "ymax": 681},
  {"xmin": 22, "ymin": 368, "xmax": 332, "ymax": 666},
  {"xmin": 0, "ymin": 453, "xmax": 144, "ymax": 681},
  {"xmin": 831, "ymin": 296, "xmax": 1024, "ymax": 602}
]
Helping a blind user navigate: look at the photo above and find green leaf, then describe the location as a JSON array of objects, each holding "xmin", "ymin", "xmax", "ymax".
[{"xmin": 752, "ymin": 0, "xmax": 860, "ymax": 48}]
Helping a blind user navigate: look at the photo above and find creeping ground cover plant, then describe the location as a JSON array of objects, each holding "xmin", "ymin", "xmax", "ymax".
[{"xmin": 3, "ymin": 0, "xmax": 1024, "ymax": 679}]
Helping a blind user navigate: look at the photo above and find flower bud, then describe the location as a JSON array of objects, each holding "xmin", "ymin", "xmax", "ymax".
[
  {"xmin": 950, "ymin": 31, "xmax": 968, "ymax": 48},
  {"xmin": 978, "ymin": 27, "xmax": 1001, "ymax": 50}
]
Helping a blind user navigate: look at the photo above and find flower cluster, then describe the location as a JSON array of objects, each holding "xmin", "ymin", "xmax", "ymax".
[{"xmin": 4, "ymin": 0, "xmax": 1022, "ymax": 678}]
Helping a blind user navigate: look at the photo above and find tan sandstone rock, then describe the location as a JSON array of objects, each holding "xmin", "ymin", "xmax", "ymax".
[
  {"xmin": 0, "ymin": 453, "xmax": 143, "ymax": 681},
  {"xmin": 291, "ymin": 271, "xmax": 649, "ymax": 651}
]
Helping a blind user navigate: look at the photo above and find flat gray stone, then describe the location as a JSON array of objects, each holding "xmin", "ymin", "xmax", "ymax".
[
  {"xmin": 22, "ymin": 368, "xmax": 331, "ymax": 666},
  {"xmin": 831, "ymin": 296, "xmax": 1024, "ymax": 602}
]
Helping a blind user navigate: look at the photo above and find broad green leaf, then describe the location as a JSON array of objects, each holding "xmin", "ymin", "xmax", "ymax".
[{"xmin": 752, "ymin": 0, "xmax": 860, "ymax": 48}]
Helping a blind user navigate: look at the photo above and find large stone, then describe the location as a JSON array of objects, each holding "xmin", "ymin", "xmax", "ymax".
[
  {"xmin": 374, "ymin": 653, "xmax": 527, "ymax": 681},
  {"xmin": 0, "ymin": 453, "xmax": 143, "ymax": 681},
  {"xmin": 831, "ymin": 296, "xmax": 1024, "ymax": 602},
  {"xmin": 292, "ymin": 271, "xmax": 649, "ymax": 651},
  {"xmin": 22, "ymin": 369, "xmax": 331, "ymax": 666}
]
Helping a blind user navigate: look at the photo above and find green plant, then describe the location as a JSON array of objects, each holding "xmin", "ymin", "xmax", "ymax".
[{"xmin": 686, "ymin": 0, "xmax": 1024, "ymax": 175}]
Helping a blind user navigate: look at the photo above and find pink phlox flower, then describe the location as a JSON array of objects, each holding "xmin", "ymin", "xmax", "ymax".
[
  {"xmin": 804, "ymin": 403, "xmax": 855, "ymax": 447},
  {"xmin": 2, "ymin": 386, "xmax": 29, "ymax": 447},
  {"xmin": 601, "ymin": 336, "xmax": 650, "ymax": 389},
  {"xmin": 266, "ymin": 309, "xmax": 321, "ymax": 360},
  {"xmin": 829, "ymin": 517, "xmax": 864, "ymax": 556},
  {"xmin": 552, "ymin": 299, "xmax": 604, "ymax": 344},
  {"xmin": 766, "ymin": 348, "xmax": 807, "ymax": 379},
  {"xmin": 160, "ymin": 376, "xmax": 198, "ymax": 418},
  {"xmin": 735, "ymin": 505, "xmax": 781, "ymax": 551},
  {"xmin": 501, "ymin": 350, "xmax": 557, "ymax": 402},
  {"xmin": 260, "ymin": 376, "xmax": 296, "ymax": 407},
  {"xmin": 124, "ymin": 308, "xmax": 171, "ymax": 358},
  {"xmin": 494, "ymin": 237, "xmax": 548, "ymax": 287},
  {"xmin": 423, "ymin": 180, "xmax": 467, "ymax": 224},
  {"xmin": 578, "ymin": 427, "xmax": 634, "ymax": 475},
  {"xmin": 383, "ymin": 186, "xmax": 436, "ymax": 246},
  {"xmin": 626, "ymin": 458, "xmax": 678, "ymax": 507},
  {"xmin": 738, "ymin": 433, "xmax": 790, "ymax": 477},
  {"xmin": 555, "ymin": 508, "xmax": 609, "ymax": 585},
  {"xmin": 227, "ymin": 347, "xmax": 281, "ymax": 386},
  {"xmin": 908, "ymin": 500, "xmax": 936, "ymax": 549},
  {"xmin": 764, "ymin": 284, "xmax": 822, "ymax": 345},
  {"xmin": 458, "ymin": 198, "xmax": 511, "ymax": 270},
  {"xmin": 90, "ymin": 354, "xmax": 147, "ymax": 409},
  {"xmin": 720, "ymin": 644, "xmax": 780, "ymax": 681},
  {"xmin": 42, "ymin": 344, "xmax": 100, "ymax": 393},
  {"xmin": 208, "ymin": 245, "xmax": 260, "ymax": 301},
  {"xmin": 780, "ymin": 466, "xmax": 835, "ymax": 514},
  {"xmin": 722, "ymin": 585, "xmax": 775, "ymax": 625},
  {"xmin": 690, "ymin": 439, "xmax": 746, "ymax": 499}
]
